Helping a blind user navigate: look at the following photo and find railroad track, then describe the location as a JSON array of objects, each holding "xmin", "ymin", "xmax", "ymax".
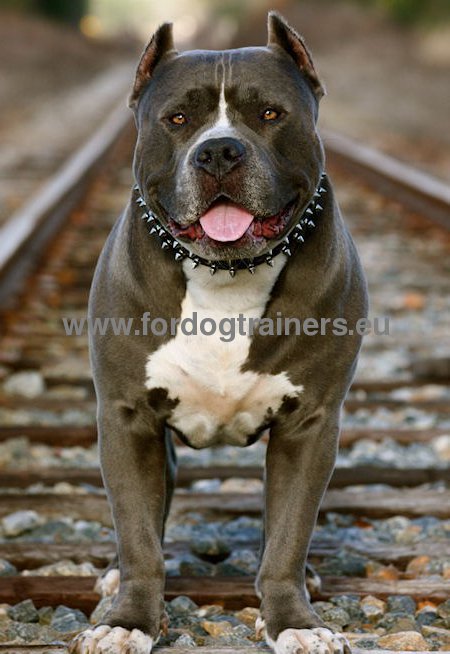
[{"xmin": 0, "ymin": 109, "xmax": 448, "ymax": 653}]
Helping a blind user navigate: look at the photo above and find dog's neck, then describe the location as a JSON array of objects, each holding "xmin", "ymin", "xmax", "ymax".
[{"xmin": 135, "ymin": 173, "xmax": 327, "ymax": 277}]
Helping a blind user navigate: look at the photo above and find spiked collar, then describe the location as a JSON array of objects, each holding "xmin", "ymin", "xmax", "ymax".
[{"xmin": 135, "ymin": 173, "xmax": 327, "ymax": 276}]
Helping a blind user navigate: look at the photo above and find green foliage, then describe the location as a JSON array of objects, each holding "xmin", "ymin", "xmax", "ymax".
[{"xmin": 344, "ymin": 0, "xmax": 450, "ymax": 25}]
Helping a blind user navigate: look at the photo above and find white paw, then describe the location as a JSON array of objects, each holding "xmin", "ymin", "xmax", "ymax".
[
  {"xmin": 95, "ymin": 568, "xmax": 120, "ymax": 597},
  {"xmin": 70, "ymin": 625, "xmax": 153, "ymax": 654},
  {"xmin": 266, "ymin": 626, "xmax": 350, "ymax": 654}
]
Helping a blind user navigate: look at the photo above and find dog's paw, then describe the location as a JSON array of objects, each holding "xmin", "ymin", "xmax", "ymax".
[
  {"xmin": 95, "ymin": 568, "xmax": 120, "ymax": 597},
  {"xmin": 69, "ymin": 625, "xmax": 153, "ymax": 654},
  {"xmin": 265, "ymin": 626, "xmax": 350, "ymax": 654}
]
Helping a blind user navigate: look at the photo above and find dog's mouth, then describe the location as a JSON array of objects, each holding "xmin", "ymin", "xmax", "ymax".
[{"xmin": 167, "ymin": 197, "xmax": 297, "ymax": 247}]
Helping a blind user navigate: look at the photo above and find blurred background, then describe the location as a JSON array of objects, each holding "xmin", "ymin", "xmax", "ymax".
[{"xmin": 0, "ymin": 0, "xmax": 449, "ymax": 226}]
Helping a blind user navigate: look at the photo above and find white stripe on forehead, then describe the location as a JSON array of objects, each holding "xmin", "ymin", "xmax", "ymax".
[{"xmin": 189, "ymin": 54, "xmax": 236, "ymax": 149}]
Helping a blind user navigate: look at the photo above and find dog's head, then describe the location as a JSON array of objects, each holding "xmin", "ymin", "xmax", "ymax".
[{"xmin": 130, "ymin": 12, "xmax": 325, "ymax": 262}]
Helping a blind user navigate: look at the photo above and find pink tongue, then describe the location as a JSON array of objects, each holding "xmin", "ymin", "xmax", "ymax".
[{"xmin": 200, "ymin": 203, "xmax": 254, "ymax": 242}]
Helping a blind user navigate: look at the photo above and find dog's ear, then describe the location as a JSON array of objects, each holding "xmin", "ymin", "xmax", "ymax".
[
  {"xmin": 267, "ymin": 11, "xmax": 325, "ymax": 100},
  {"xmin": 129, "ymin": 23, "xmax": 177, "ymax": 109}
]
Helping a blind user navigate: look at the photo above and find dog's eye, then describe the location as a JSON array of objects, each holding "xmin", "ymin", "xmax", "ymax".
[
  {"xmin": 262, "ymin": 108, "xmax": 280, "ymax": 122},
  {"xmin": 169, "ymin": 113, "xmax": 187, "ymax": 126}
]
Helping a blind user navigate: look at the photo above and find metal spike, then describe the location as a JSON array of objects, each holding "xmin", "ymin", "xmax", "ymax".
[
  {"xmin": 138, "ymin": 199, "xmax": 147, "ymax": 208},
  {"xmin": 191, "ymin": 258, "xmax": 199, "ymax": 269},
  {"xmin": 266, "ymin": 256, "xmax": 274, "ymax": 266},
  {"xmin": 158, "ymin": 227, "xmax": 166, "ymax": 237},
  {"xmin": 228, "ymin": 267, "xmax": 236, "ymax": 278},
  {"xmin": 284, "ymin": 236, "xmax": 290, "ymax": 244},
  {"xmin": 174, "ymin": 251, "xmax": 185, "ymax": 261},
  {"xmin": 146, "ymin": 215, "xmax": 154, "ymax": 223},
  {"xmin": 133, "ymin": 184, "xmax": 139, "ymax": 191},
  {"xmin": 294, "ymin": 233, "xmax": 303, "ymax": 241},
  {"xmin": 314, "ymin": 191, "xmax": 321, "ymax": 198},
  {"xmin": 315, "ymin": 204, "xmax": 323, "ymax": 211},
  {"xmin": 161, "ymin": 241, "xmax": 171, "ymax": 250},
  {"xmin": 305, "ymin": 207, "xmax": 314, "ymax": 215},
  {"xmin": 307, "ymin": 220, "xmax": 315, "ymax": 228},
  {"xmin": 282, "ymin": 246, "xmax": 291, "ymax": 256},
  {"xmin": 149, "ymin": 226, "xmax": 158, "ymax": 235},
  {"xmin": 247, "ymin": 264, "xmax": 255, "ymax": 275},
  {"xmin": 319, "ymin": 186, "xmax": 326, "ymax": 193},
  {"xmin": 172, "ymin": 240, "xmax": 179, "ymax": 249},
  {"xmin": 209, "ymin": 264, "xmax": 217, "ymax": 275}
]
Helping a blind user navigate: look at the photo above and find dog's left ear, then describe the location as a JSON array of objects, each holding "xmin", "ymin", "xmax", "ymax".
[
  {"xmin": 267, "ymin": 11, "xmax": 325, "ymax": 100},
  {"xmin": 129, "ymin": 22, "xmax": 178, "ymax": 109}
]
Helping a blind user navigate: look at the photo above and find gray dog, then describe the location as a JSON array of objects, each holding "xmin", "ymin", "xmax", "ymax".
[{"xmin": 70, "ymin": 12, "xmax": 368, "ymax": 654}]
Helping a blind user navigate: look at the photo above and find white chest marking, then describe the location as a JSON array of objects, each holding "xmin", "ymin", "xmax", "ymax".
[{"xmin": 145, "ymin": 259, "xmax": 303, "ymax": 447}]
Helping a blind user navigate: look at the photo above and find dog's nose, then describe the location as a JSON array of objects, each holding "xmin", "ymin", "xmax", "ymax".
[{"xmin": 194, "ymin": 137, "xmax": 246, "ymax": 178}]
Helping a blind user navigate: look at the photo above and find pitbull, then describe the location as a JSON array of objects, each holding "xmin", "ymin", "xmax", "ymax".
[{"xmin": 70, "ymin": 12, "xmax": 368, "ymax": 654}]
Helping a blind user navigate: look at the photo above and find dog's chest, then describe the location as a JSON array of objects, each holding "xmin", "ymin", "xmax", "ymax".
[{"xmin": 145, "ymin": 258, "xmax": 302, "ymax": 447}]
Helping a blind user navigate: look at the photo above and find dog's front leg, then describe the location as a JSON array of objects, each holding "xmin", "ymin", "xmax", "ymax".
[
  {"xmin": 257, "ymin": 409, "xmax": 351, "ymax": 654},
  {"xmin": 70, "ymin": 403, "xmax": 167, "ymax": 654}
]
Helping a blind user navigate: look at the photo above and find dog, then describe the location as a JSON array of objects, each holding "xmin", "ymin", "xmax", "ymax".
[{"xmin": 70, "ymin": 12, "xmax": 368, "ymax": 654}]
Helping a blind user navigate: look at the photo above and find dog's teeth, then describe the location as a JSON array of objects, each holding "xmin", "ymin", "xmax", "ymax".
[{"xmin": 228, "ymin": 267, "xmax": 236, "ymax": 277}]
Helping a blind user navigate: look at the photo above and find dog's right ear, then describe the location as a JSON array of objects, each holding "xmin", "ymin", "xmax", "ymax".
[{"xmin": 128, "ymin": 23, "xmax": 177, "ymax": 109}]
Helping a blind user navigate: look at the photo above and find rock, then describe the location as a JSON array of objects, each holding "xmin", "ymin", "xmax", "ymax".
[
  {"xmin": 437, "ymin": 598, "xmax": 450, "ymax": 626},
  {"xmin": 0, "ymin": 559, "xmax": 17, "ymax": 576},
  {"xmin": 0, "ymin": 621, "xmax": 43, "ymax": 642},
  {"xmin": 179, "ymin": 556, "xmax": 215, "ymax": 577},
  {"xmin": 330, "ymin": 595, "xmax": 365, "ymax": 621},
  {"xmin": 172, "ymin": 633, "xmax": 197, "ymax": 647},
  {"xmin": 406, "ymin": 555, "xmax": 431, "ymax": 577},
  {"xmin": 215, "ymin": 549, "xmax": 259, "ymax": 575},
  {"xmin": 432, "ymin": 434, "xmax": 450, "ymax": 461},
  {"xmin": 366, "ymin": 562, "xmax": 400, "ymax": 580},
  {"xmin": 50, "ymin": 605, "xmax": 89, "ymax": 633},
  {"xmin": 360, "ymin": 595, "xmax": 386, "ymax": 622},
  {"xmin": 22, "ymin": 560, "xmax": 99, "ymax": 577},
  {"xmin": 3, "ymin": 371, "xmax": 45, "ymax": 398},
  {"xmin": 415, "ymin": 608, "xmax": 438, "ymax": 628},
  {"xmin": 235, "ymin": 607, "xmax": 260, "ymax": 627},
  {"xmin": 232, "ymin": 623, "xmax": 254, "ymax": 639},
  {"xmin": 387, "ymin": 595, "xmax": 416, "ymax": 615},
  {"xmin": 2, "ymin": 510, "xmax": 42, "ymax": 537},
  {"xmin": 196, "ymin": 605, "xmax": 223, "ymax": 618},
  {"xmin": 90, "ymin": 595, "xmax": 114, "ymax": 624},
  {"xmin": 318, "ymin": 551, "xmax": 368, "ymax": 577},
  {"xmin": 168, "ymin": 596, "xmax": 199, "ymax": 617},
  {"xmin": 321, "ymin": 606, "xmax": 350, "ymax": 629},
  {"xmin": 422, "ymin": 625, "xmax": 450, "ymax": 648},
  {"xmin": 190, "ymin": 536, "xmax": 231, "ymax": 562},
  {"xmin": 378, "ymin": 630, "xmax": 428, "ymax": 651},
  {"xmin": 7, "ymin": 599, "xmax": 39, "ymax": 623},
  {"xmin": 354, "ymin": 638, "xmax": 380, "ymax": 649},
  {"xmin": 38, "ymin": 606, "xmax": 53, "ymax": 625},
  {"xmin": 201, "ymin": 619, "xmax": 233, "ymax": 637},
  {"xmin": 377, "ymin": 611, "xmax": 418, "ymax": 634}
]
